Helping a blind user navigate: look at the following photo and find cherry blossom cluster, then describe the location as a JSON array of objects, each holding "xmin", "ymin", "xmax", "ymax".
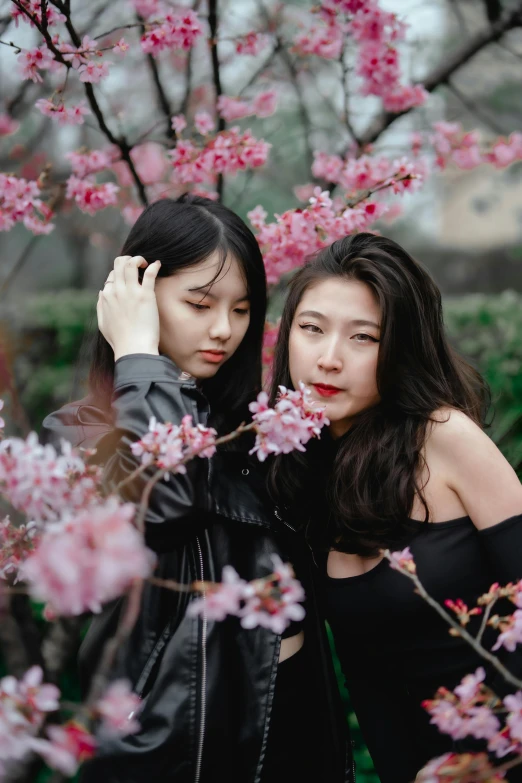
[
  {"xmin": 131, "ymin": 414, "xmax": 217, "ymax": 474},
  {"xmin": 0, "ymin": 664, "xmax": 61, "ymax": 775},
  {"xmin": 21, "ymin": 497, "xmax": 155, "ymax": 616},
  {"xmin": 140, "ymin": 9, "xmax": 203, "ymax": 55},
  {"xmin": 262, "ymin": 321, "xmax": 280, "ymax": 371},
  {"xmin": 65, "ymin": 147, "xmax": 118, "ymax": 179},
  {"xmin": 217, "ymin": 91, "xmax": 278, "ymax": 123},
  {"xmin": 0, "ymin": 173, "xmax": 54, "ymax": 234},
  {"xmin": 169, "ymin": 125, "xmax": 271, "ymax": 185},
  {"xmin": 423, "ymin": 667, "xmax": 522, "ymax": 760},
  {"xmin": 35, "ymin": 97, "xmax": 90, "ymax": 126},
  {"xmin": 416, "ymin": 752, "xmax": 506, "ymax": 783},
  {"xmin": 0, "ymin": 666, "xmax": 141, "ymax": 777},
  {"xmin": 0, "ymin": 516, "xmax": 39, "ymax": 581},
  {"xmin": 312, "ymin": 149, "xmax": 428, "ymax": 193},
  {"xmin": 188, "ymin": 555, "xmax": 305, "ymax": 634},
  {"xmin": 431, "ymin": 123, "xmax": 522, "ymax": 171},
  {"xmin": 65, "ymin": 176, "xmax": 120, "ymax": 216},
  {"xmin": 10, "ymin": 0, "xmax": 66, "ymax": 27},
  {"xmin": 294, "ymin": 0, "xmax": 427, "ymax": 113},
  {"xmin": 248, "ymin": 183, "xmax": 401, "ymax": 284},
  {"xmin": 0, "ymin": 433, "xmax": 102, "ymax": 523},
  {"xmin": 235, "ymin": 32, "xmax": 272, "ymax": 56},
  {"xmin": 249, "ymin": 382, "xmax": 329, "ymax": 461}
]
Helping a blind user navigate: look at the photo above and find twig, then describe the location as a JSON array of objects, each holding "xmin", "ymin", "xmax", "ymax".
[
  {"xmin": 384, "ymin": 552, "xmax": 522, "ymax": 692},
  {"xmin": 447, "ymin": 79, "xmax": 507, "ymax": 135}
]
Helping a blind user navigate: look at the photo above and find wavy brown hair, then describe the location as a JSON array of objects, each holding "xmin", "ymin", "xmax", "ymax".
[{"xmin": 268, "ymin": 233, "xmax": 489, "ymax": 556}]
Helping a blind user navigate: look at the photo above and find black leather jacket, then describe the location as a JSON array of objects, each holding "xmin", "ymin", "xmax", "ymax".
[{"xmin": 42, "ymin": 354, "xmax": 354, "ymax": 783}]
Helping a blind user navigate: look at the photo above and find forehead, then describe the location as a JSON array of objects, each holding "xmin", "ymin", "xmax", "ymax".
[
  {"xmin": 297, "ymin": 277, "xmax": 380, "ymax": 321},
  {"xmin": 161, "ymin": 251, "xmax": 248, "ymax": 294}
]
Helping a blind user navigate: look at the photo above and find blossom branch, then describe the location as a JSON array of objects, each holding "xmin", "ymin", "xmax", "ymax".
[
  {"xmin": 384, "ymin": 550, "xmax": 522, "ymax": 691},
  {"xmin": 357, "ymin": 7, "xmax": 522, "ymax": 148},
  {"xmin": 208, "ymin": 0, "xmax": 225, "ymax": 198}
]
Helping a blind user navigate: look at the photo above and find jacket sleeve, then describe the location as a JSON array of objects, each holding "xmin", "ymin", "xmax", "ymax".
[
  {"xmin": 102, "ymin": 354, "xmax": 212, "ymax": 548},
  {"xmin": 41, "ymin": 354, "xmax": 212, "ymax": 551}
]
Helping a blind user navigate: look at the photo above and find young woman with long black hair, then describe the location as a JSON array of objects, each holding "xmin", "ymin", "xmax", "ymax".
[
  {"xmin": 268, "ymin": 232, "xmax": 522, "ymax": 782},
  {"xmin": 41, "ymin": 195, "xmax": 353, "ymax": 783}
]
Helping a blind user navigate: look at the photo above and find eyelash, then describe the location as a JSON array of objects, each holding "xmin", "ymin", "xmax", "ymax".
[
  {"xmin": 187, "ymin": 302, "xmax": 250, "ymax": 315},
  {"xmin": 299, "ymin": 324, "xmax": 379, "ymax": 343}
]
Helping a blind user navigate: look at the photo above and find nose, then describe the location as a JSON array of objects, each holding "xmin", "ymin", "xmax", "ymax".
[
  {"xmin": 208, "ymin": 308, "xmax": 232, "ymax": 343},
  {"xmin": 317, "ymin": 339, "xmax": 343, "ymax": 373}
]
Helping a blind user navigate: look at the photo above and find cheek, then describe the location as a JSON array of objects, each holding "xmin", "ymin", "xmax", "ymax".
[{"xmin": 288, "ymin": 331, "xmax": 308, "ymax": 384}]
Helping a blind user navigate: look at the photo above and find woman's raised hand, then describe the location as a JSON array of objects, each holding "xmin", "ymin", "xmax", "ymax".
[{"xmin": 97, "ymin": 255, "xmax": 161, "ymax": 361}]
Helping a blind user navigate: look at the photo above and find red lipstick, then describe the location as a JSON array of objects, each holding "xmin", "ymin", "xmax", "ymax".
[{"xmin": 312, "ymin": 383, "xmax": 342, "ymax": 398}]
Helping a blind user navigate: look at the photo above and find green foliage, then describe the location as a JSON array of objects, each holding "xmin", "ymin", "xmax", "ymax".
[{"xmin": 444, "ymin": 291, "xmax": 522, "ymax": 476}]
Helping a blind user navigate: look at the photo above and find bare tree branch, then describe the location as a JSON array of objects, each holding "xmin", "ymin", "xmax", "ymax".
[
  {"xmin": 447, "ymin": 79, "xmax": 508, "ymax": 134},
  {"xmin": 208, "ymin": 0, "xmax": 225, "ymax": 199}
]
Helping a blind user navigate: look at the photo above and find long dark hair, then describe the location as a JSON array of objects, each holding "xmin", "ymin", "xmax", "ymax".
[
  {"xmin": 85, "ymin": 194, "xmax": 267, "ymax": 435},
  {"xmin": 268, "ymin": 232, "xmax": 489, "ymax": 556}
]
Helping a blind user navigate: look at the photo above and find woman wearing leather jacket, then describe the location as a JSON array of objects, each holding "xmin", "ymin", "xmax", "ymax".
[{"xmin": 41, "ymin": 195, "xmax": 353, "ymax": 783}]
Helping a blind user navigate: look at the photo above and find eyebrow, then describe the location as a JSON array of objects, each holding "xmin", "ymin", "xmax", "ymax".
[
  {"xmin": 186, "ymin": 287, "xmax": 250, "ymax": 304},
  {"xmin": 297, "ymin": 310, "xmax": 380, "ymax": 329}
]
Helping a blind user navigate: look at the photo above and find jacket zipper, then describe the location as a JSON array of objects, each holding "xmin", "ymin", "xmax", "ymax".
[{"xmin": 194, "ymin": 535, "xmax": 207, "ymax": 783}]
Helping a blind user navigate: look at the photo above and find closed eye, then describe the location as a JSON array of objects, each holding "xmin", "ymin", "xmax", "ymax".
[
  {"xmin": 234, "ymin": 308, "xmax": 250, "ymax": 316},
  {"xmin": 300, "ymin": 324, "xmax": 322, "ymax": 333},
  {"xmin": 187, "ymin": 302, "xmax": 209, "ymax": 311}
]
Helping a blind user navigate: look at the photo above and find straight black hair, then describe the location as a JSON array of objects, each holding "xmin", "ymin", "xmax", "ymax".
[
  {"xmin": 268, "ymin": 233, "xmax": 489, "ymax": 556},
  {"xmin": 83, "ymin": 194, "xmax": 267, "ymax": 436}
]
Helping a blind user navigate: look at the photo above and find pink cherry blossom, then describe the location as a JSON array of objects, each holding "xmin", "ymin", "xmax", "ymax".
[
  {"xmin": 130, "ymin": 414, "xmax": 217, "ymax": 473},
  {"xmin": 240, "ymin": 554, "xmax": 306, "ymax": 634},
  {"xmin": 65, "ymin": 148, "xmax": 115, "ymax": 178},
  {"xmin": 383, "ymin": 84, "xmax": 428, "ymax": 113},
  {"xmin": 504, "ymin": 692, "xmax": 522, "ymax": 743},
  {"xmin": 140, "ymin": 10, "xmax": 203, "ymax": 55},
  {"xmin": 130, "ymin": 0, "xmax": 162, "ymax": 19},
  {"xmin": 122, "ymin": 203, "xmax": 145, "ymax": 225},
  {"xmin": 252, "ymin": 91, "xmax": 278, "ymax": 118},
  {"xmin": 416, "ymin": 753, "xmax": 506, "ymax": 783},
  {"xmin": 21, "ymin": 497, "xmax": 155, "ymax": 616},
  {"xmin": 217, "ymin": 95, "xmax": 252, "ymax": 122},
  {"xmin": 0, "ymin": 516, "xmax": 39, "ymax": 581},
  {"xmin": 0, "ymin": 113, "xmax": 20, "ymax": 136},
  {"xmin": 466, "ymin": 706, "xmax": 501, "ymax": 741},
  {"xmin": 249, "ymin": 382, "xmax": 329, "ymax": 462},
  {"xmin": 0, "ymin": 665, "xmax": 61, "ymax": 767},
  {"xmin": 492, "ymin": 610, "xmax": 522, "ymax": 653},
  {"xmin": 195, "ymin": 111, "xmax": 215, "ymax": 135},
  {"xmin": 454, "ymin": 668, "xmax": 486, "ymax": 703},
  {"xmin": 66, "ymin": 175, "xmax": 119, "ymax": 215},
  {"xmin": 293, "ymin": 22, "xmax": 344, "ymax": 60},
  {"xmin": 17, "ymin": 45, "xmax": 54, "ymax": 83},
  {"xmin": 235, "ymin": 32, "xmax": 271, "ymax": 56},
  {"xmin": 169, "ymin": 128, "xmax": 270, "ymax": 185},
  {"xmin": 387, "ymin": 547, "xmax": 416, "ymax": 574},
  {"xmin": 95, "ymin": 680, "xmax": 141, "ymax": 737},
  {"xmin": 10, "ymin": 0, "xmax": 66, "ymax": 26},
  {"xmin": 0, "ymin": 432, "xmax": 102, "ymax": 521},
  {"xmin": 113, "ymin": 38, "xmax": 130, "ymax": 55},
  {"xmin": 187, "ymin": 564, "xmax": 252, "ymax": 622},
  {"xmin": 171, "ymin": 113, "xmax": 187, "ymax": 133},
  {"xmin": 35, "ymin": 98, "xmax": 90, "ymax": 125},
  {"xmin": 29, "ymin": 722, "xmax": 96, "ymax": 775},
  {"xmin": 78, "ymin": 60, "xmax": 111, "ymax": 83}
]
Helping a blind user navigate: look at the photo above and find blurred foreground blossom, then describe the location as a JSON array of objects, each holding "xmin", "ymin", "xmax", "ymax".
[{"xmin": 21, "ymin": 498, "xmax": 155, "ymax": 616}]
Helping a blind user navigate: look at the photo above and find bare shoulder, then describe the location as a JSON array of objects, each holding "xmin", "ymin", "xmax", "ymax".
[
  {"xmin": 426, "ymin": 407, "xmax": 490, "ymax": 456},
  {"xmin": 425, "ymin": 408, "xmax": 522, "ymax": 530}
]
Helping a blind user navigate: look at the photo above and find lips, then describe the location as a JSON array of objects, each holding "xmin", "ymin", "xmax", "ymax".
[
  {"xmin": 312, "ymin": 383, "xmax": 342, "ymax": 398},
  {"xmin": 200, "ymin": 350, "xmax": 226, "ymax": 364}
]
